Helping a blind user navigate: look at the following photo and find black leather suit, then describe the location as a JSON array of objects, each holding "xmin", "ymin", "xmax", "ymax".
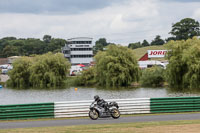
[{"xmin": 96, "ymin": 98, "xmax": 108, "ymax": 110}]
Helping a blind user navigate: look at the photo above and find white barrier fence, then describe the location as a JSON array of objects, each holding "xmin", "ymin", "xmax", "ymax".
[{"xmin": 54, "ymin": 98, "xmax": 150, "ymax": 118}]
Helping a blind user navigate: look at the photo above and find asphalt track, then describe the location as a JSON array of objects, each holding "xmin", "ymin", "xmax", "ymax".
[{"xmin": 1, "ymin": 113, "xmax": 200, "ymax": 129}]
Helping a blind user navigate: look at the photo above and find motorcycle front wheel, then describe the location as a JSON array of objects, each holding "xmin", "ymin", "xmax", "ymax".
[
  {"xmin": 89, "ymin": 109, "xmax": 99, "ymax": 120},
  {"xmin": 111, "ymin": 108, "xmax": 120, "ymax": 119}
]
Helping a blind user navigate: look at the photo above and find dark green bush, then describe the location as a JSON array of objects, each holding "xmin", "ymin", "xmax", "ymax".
[
  {"xmin": 75, "ymin": 67, "xmax": 96, "ymax": 86},
  {"xmin": 140, "ymin": 66, "xmax": 165, "ymax": 87}
]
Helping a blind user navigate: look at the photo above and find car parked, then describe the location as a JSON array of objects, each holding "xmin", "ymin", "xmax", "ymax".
[{"xmin": 0, "ymin": 64, "xmax": 13, "ymax": 74}]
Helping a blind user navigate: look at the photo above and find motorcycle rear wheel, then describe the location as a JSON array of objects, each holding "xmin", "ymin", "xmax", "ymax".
[
  {"xmin": 89, "ymin": 109, "xmax": 99, "ymax": 120},
  {"xmin": 111, "ymin": 108, "xmax": 120, "ymax": 119}
]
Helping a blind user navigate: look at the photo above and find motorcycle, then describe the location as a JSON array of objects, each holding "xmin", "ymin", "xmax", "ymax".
[{"xmin": 89, "ymin": 101, "xmax": 120, "ymax": 120}]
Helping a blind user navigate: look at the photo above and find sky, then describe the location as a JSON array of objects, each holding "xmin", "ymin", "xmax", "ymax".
[{"xmin": 0, "ymin": 0, "xmax": 200, "ymax": 46}]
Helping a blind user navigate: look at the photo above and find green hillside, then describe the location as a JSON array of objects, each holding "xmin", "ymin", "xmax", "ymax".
[{"xmin": 132, "ymin": 45, "xmax": 166, "ymax": 60}]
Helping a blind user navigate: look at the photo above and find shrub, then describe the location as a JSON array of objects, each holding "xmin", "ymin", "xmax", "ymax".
[
  {"xmin": 64, "ymin": 67, "xmax": 96, "ymax": 87},
  {"xmin": 76, "ymin": 67, "xmax": 96, "ymax": 86},
  {"xmin": 140, "ymin": 66, "xmax": 165, "ymax": 87}
]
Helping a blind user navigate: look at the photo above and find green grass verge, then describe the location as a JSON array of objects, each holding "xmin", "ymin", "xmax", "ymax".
[{"xmin": 1, "ymin": 119, "xmax": 200, "ymax": 133}]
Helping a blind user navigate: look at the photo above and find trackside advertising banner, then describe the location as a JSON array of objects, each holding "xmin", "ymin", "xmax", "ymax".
[{"xmin": 148, "ymin": 50, "xmax": 168, "ymax": 58}]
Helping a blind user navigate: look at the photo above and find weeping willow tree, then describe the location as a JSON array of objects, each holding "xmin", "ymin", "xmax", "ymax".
[
  {"xmin": 165, "ymin": 37, "xmax": 200, "ymax": 89},
  {"xmin": 29, "ymin": 52, "xmax": 70, "ymax": 88},
  {"xmin": 7, "ymin": 52, "xmax": 70, "ymax": 88},
  {"xmin": 182, "ymin": 40, "xmax": 200, "ymax": 89},
  {"xmin": 94, "ymin": 45, "xmax": 140, "ymax": 86},
  {"xmin": 7, "ymin": 57, "xmax": 32, "ymax": 88}
]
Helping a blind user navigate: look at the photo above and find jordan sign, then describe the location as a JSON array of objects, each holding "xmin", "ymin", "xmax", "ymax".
[{"xmin": 148, "ymin": 50, "xmax": 168, "ymax": 58}]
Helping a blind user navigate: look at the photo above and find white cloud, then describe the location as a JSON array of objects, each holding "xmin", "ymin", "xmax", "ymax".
[
  {"xmin": 193, "ymin": 8, "xmax": 200, "ymax": 20},
  {"xmin": 0, "ymin": 0, "xmax": 200, "ymax": 45},
  {"xmin": 109, "ymin": 0, "xmax": 159, "ymax": 32}
]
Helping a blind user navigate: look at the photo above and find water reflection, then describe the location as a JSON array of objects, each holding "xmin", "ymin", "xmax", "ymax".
[
  {"xmin": 166, "ymin": 87, "xmax": 200, "ymax": 97},
  {"xmin": 1, "ymin": 87, "xmax": 200, "ymax": 105}
]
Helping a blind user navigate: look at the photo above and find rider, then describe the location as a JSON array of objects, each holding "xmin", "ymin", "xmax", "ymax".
[{"xmin": 94, "ymin": 95, "xmax": 108, "ymax": 111}]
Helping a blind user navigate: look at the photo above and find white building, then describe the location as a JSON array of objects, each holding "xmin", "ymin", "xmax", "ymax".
[
  {"xmin": 62, "ymin": 37, "xmax": 93, "ymax": 65},
  {"xmin": 138, "ymin": 50, "xmax": 169, "ymax": 69},
  {"xmin": 138, "ymin": 60, "xmax": 167, "ymax": 69}
]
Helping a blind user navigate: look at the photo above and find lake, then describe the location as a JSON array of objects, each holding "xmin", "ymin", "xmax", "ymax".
[{"xmin": 1, "ymin": 87, "xmax": 200, "ymax": 105}]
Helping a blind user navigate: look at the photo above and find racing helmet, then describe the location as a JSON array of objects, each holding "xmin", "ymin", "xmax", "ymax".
[{"xmin": 94, "ymin": 95, "xmax": 100, "ymax": 101}]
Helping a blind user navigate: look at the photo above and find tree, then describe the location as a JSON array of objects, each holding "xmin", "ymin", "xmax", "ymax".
[
  {"xmin": 93, "ymin": 43, "xmax": 103, "ymax": 54},
  {"xmin": 151, "ymin": 35, "xmax": 165, "ymax": 45},
  {"xmin": 141, "ymin": 40, "xmax": 149, "ymax": 47},
  {"xmin": 23, "ymin": 38, "xmax": 45, "ymax": 55},
  {"xmin": 1, "ymin": 37, "xmax": 16, "ymax": 41},
  {"xmin": 165, "ymin": 37, "xmax": 200, "ymax": 89},
  {"xmin": 165, "ymin": 37, "xmax": 176, "ymax": 42},
  {"xmin": 183, "ymin": 40, "xmax": 200, "ymax": 89},
  {"xmin": 29, "ymin": 52, "xmax": 70, "ymax": 88},
  {"xmin": 128, "ymin": 42, "xmax": 142, "ymax": 49},
  {"xmin": 94, "ymin": 38, "xmax": 109, "ymax": 54},
  {"xmin": 95, "ymin": 38, "xmax": 108, "ymax": 47},
  {"xmin": 94, "ymin": 45, "xmax": 140, "ymax": 86},
  {"xmin": 43, "ymin": 35, "xmax": 52, "ymax": 43},
  {"xmin": 7, "ymin": 52, "xmax": 71, "ymax": 88},
  {"xmin": 2, "ymin": 45, "xmax": 19, "ymax": 57},
  {"xmin": 170, "ymin": 18, "xmax": 200, "ymax": 40},
  {"xmin": 7, "ymin": 57, "xmax": 32, "ymax": 88},
  {"xmin": 46, "ymin": 38, "xmax": 66, "ymax": 53},
  {"xmin": 0, "ymin": 36, "xmax": 66, "ymax": 57},
  {"xmin": 0, "ymin": 38, "xmax": 18, "ymax": 57}
]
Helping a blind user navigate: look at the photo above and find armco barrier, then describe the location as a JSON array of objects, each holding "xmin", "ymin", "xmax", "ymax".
[
  {"xmin": 54, "ymin": 98, "xmax": 150, "ymax": 118},
  {"xmin": 150, "ymin": 97, "xmax": 200, "ymax": 113},
  {"xmin": 1, "ymin": 97, "xmax": 200, "ymax": 120},
  {"xmin": 0, "ymin": 103, "xmax": 54, "ymax": 120}
]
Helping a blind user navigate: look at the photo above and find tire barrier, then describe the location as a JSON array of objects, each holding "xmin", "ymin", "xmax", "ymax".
[
  {"xmin": 150, "ymin": 97, "xmax": 200, "ymax": 113},
  {"xmin": 54, "ymin": 98, "xmax": 150, "ymax": 118},
  {"xmin": 1, "ymin": 97, "xmax": 200, "ymax": 120},
  {"xmin": 0, "ymin": 103, "xmax": 54, "ymax": 120}
]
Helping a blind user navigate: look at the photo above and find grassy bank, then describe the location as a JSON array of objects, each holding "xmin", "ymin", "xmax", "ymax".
[
  {"xmin": 1, "ymin": 119, "xmax": 200, "ymax": 133},
  {"xmin": 132, "ymin": 45, "xmax": 165, "ymax": 60},
  {"xmin": 64, "ymin": 76, "xmax": 79, "ymax": 86}
]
